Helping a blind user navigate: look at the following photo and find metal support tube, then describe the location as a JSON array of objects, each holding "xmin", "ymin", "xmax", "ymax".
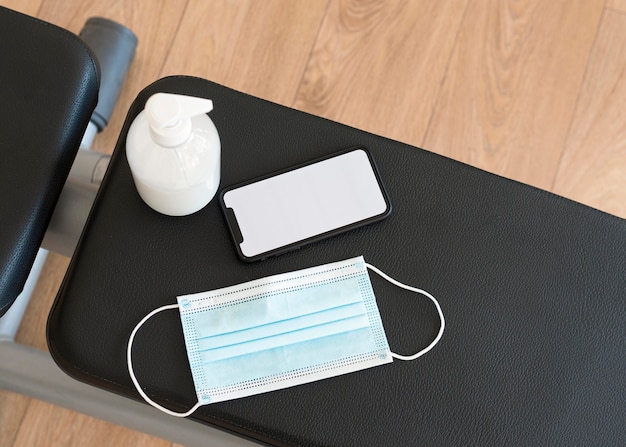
[
  {"xmin": 0, "ymin": 249, "xmax": 48, "ymax": 340},
  {"xmin": 41, "ymin": 150, "xmax": 110, "ymax": 257}
]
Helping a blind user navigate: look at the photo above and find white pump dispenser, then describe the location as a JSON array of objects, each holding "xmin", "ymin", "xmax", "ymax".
[{"xmin": 126, "ymin": 93, "xmax": 221, "ymax": 216}]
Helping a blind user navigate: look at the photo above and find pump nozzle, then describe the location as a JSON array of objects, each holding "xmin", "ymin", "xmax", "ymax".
[{"xmin": 146, "ymin": 93, "xmax": 213, "ymax": 147}]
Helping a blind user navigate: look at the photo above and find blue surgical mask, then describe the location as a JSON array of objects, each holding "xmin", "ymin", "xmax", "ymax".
[{"xmin": 127, "ymin": 256, "xmax": 445, "ymax": 417}]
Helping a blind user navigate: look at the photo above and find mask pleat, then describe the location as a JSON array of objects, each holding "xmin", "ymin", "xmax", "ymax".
[
  {"xmin": 197, "ymin": 305, "xmax": 370, "ymax": 363},
  {"xmin": 200, "ymin": 327, "xmax": 380, "ymax": 391}
]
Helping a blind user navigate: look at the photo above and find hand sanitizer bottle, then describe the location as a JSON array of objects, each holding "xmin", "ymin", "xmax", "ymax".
[{"xmin": 126, "ymin": 93, "xmax": 220, "ymax": 216}]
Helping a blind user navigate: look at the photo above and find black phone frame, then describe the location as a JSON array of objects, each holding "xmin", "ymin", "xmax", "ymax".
[{"xmin": 218, "ymin": 146, "xmax": 392, "ymax": 262}]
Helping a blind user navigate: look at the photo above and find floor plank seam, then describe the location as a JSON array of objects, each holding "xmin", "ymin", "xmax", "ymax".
[
  {"xmin": 420, "ymin": 1, "xmax": 471, "ymax": 150},
  {"xmin": 290, "ymin": 0, "xmax": 332, "ymax": 108},
  {"xmin": 550, "ymin": 5, "xmax": 607, "ymax": 193}
]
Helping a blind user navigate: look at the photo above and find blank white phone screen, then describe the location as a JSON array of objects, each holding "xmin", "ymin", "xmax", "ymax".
[{"xmin": 222, "ymin": 149, "xmax": 388, "ymax": 258}]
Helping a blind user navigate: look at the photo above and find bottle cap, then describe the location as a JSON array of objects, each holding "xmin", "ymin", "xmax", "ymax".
[{"xmin": 145, "ymin": 93, "xmax": 213, "ymax": 147}]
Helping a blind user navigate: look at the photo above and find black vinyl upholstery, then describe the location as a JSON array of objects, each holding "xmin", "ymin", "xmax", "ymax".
[
  {"xmin": 0, "ymin": 7, "xmax": 99, "ymax": 316},
  {"xmin": 49, "ymin": 76, "xmax": 626, "ymax": 447}
]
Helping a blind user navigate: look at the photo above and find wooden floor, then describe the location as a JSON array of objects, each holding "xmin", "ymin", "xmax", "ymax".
[{"xmin": 1, "ymin": 0, "xmax": 625, "ymax": 445}]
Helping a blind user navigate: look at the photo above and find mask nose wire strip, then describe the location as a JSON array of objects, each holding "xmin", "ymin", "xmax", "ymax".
[
  {"xmin": 365, "ymin": 263, "xmax": 445, "ymax": 361},
  {"xmin": 127, "ymin": 303, "xmax": 202, "ymax": 417}
]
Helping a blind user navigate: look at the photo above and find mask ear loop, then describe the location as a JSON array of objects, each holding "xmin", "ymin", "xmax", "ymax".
[
  {"xmin": 127, "ymin": 303, "xmax": 202, "ymax": 417},
  {"xmin": 365, "ymin": 263, "xmax": 445, "ymax": 361}
]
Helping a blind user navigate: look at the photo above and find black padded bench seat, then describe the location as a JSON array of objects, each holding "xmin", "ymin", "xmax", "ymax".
[
  {"xmin": 0, "ymin": 6, "xmax": 99, "ymax": 316},
  {"xmin": 49, "ymin": 76, "xmax": 626, "ymax": 447}
]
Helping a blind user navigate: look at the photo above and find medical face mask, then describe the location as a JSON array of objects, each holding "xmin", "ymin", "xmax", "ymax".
[{"xmin": 127, "ymin": 256, "xmax": 445, "ymax": 417}]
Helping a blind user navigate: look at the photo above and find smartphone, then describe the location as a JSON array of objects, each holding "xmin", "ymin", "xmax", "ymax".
[{"xmin": 219, "ymin": 147, "xmax": 391, "ymax": 262}]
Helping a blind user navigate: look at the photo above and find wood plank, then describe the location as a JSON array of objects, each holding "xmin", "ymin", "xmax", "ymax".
[
  {"xmin": 423, "ymin": 0, "xmax": 605, "ymax": 191},
  {"xmin": 0, "ymin": 391, "xmax": 30, "ymax": 447},
  {"xmin": 1, "ymin": 0, "xmax": 42, "ymax": 16},
  {"xmin": 552, "ymin": 9, "xmax": 626, "ymax": 218},
  {"xmin": 293, "ymin": 0, "xmax": 468, "ymax": 147},
  {"xmin": 606, "ymin": 0, "xmax": 626, "ymax": 14},
  {"xmin": 11, "ymin": 400, "xmax": 171, "ymax": 447},
  {"xmin": 160, "ymin": 0, "xmax": 328, "ymax": 105}
]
